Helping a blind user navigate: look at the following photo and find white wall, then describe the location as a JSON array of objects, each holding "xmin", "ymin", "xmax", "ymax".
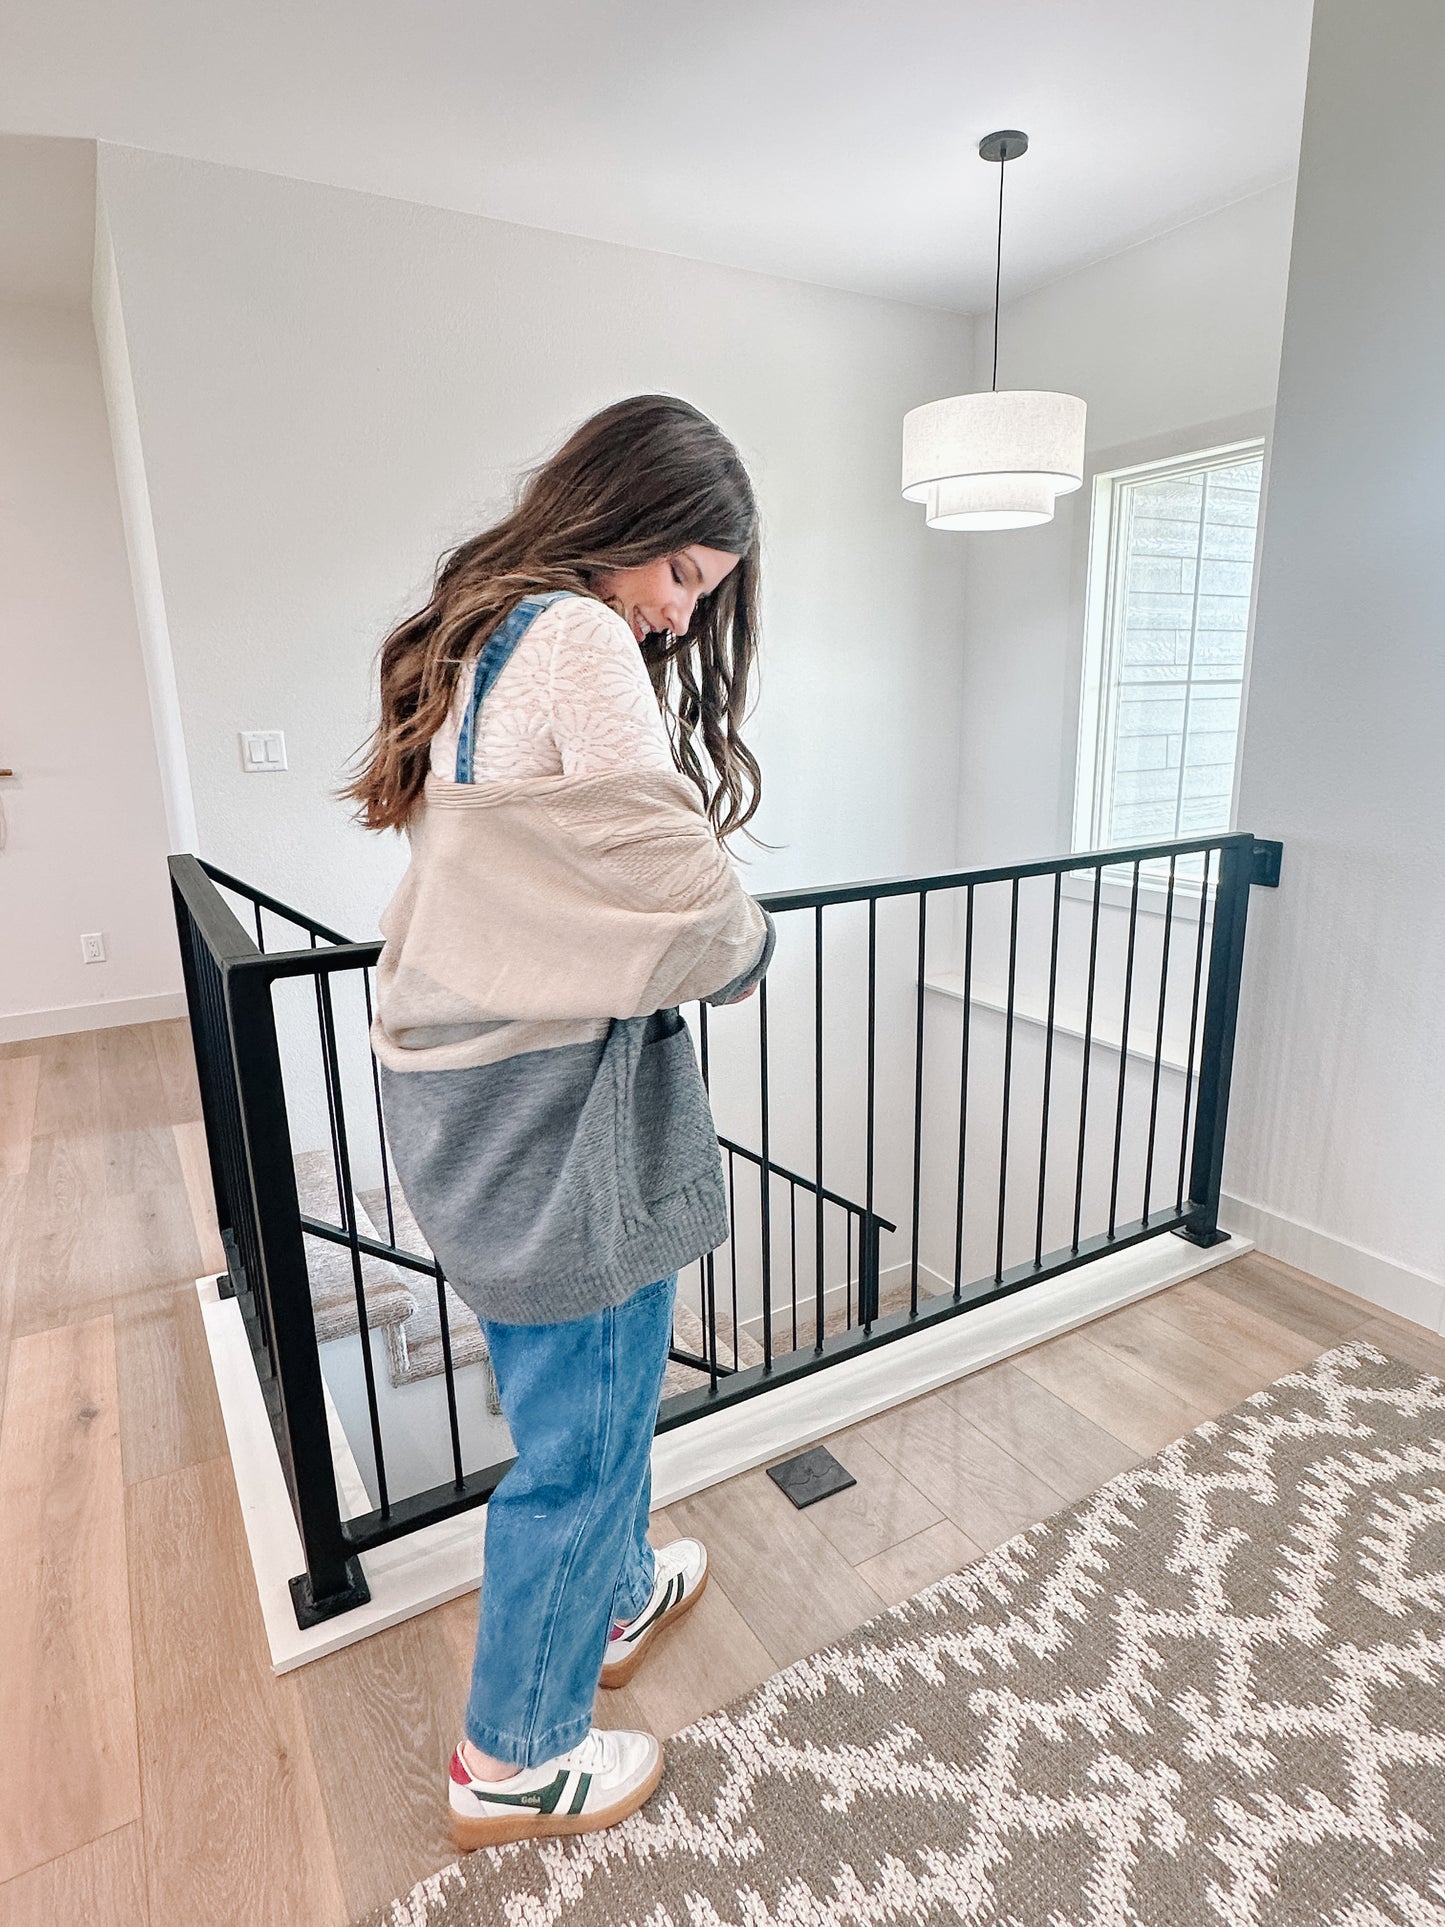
[
  {"xmin": 1227, "ymin": 0, "xmax": 1445, "ymax": 1319},
  {"xmin": 952, "ymin": 182, "xmax": 1296, "ymax": 868},
  {"xmin": 96, "ymin": 144, "xmax": 976, "ymax": 945},
  {"xmin": 0, "ymin": 292, "xmax": 179, "ymax": 1038},
  {"xmin": 93, "ymin": 198, "xmax": 197, "ymax": 854}
]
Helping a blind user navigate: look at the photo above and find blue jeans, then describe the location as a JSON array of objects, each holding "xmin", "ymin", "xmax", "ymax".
[{"xmin": 465, "ymin": 1272, "xmax": 678, "ymax": 1766}]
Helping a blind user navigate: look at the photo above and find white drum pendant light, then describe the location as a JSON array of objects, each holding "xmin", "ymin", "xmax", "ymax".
[{"xmin": 902, "ymin": 131, "xmax": 1085, "ymax": 531}]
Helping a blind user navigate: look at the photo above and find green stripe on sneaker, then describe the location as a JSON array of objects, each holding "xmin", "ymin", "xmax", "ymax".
[
  {"xmin": 623, "ymin": 1573, "xmax": 679, "ymax": 1643},
  {"xmin": 568, "ymin": 1771, "xmax": 591, "ymax": 1815},
  {"xmin": 471, "ymin": 1769, "xmax": 570, "ymax": 1813}
]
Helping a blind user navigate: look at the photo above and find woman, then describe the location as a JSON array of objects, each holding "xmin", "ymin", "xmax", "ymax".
[{"xmin": 349, "ymin": 395, "xmax": 775, "ymax": 1851}]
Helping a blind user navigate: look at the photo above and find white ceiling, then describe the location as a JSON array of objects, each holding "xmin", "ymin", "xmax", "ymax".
[{"xmin": 0, "ymin": 0, "xmax": 1313, "ymax": 312}]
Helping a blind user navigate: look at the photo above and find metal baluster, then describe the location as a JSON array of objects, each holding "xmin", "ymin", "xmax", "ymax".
[
  {"xmin": 315, "ymin": 972, "xmax": 346, "ymax": 1217},
  {"xmin": 996, "ymin": 879, "xmax": 1020, "ymax": 1283},
  {"xmin": 789, "ymin": 1183, "xmax": 799, "ymax": 1353},
  {"xmin": 1107, "ymin": 861, "xmax": 1142, "ymax": 1241},
  {"xmin": 1142, "ymin": 857, "xmax": 1177, "ymax": 1223},
  {"xmin": 863, "ymin": 897, "xmax": 878, "ymax": 1328},
  {"xmin": 361, "ymin": 969, "xmax": 398, "ymax": 1248},
  {"xmin": 952, "ymin": 884, "xmax": 975, "ymax": 1296},
  {"xmin": 759, "ymin": 978, "xmax": 773, "ymax": 1370},
  {"xmin": 1034, "ymin": 872, "xmax": 1063, "ymax": 1268},
  {"xmin": 1072, "ymin": 866, "xmax": 1104, "ymax": 1253},
  {"xmin": 909, "ymin": 891, "xmax": 928, "ymax": 1316},
  {"xmin": 1176, "ymin": 849, "xmax": 1214, "ymax": 1212},
  {"xmin": 727, "ymin": 1146, "xmax": 740, "ymax": 1370},
  {"xmin": 704, "ymin": 1247, "xmax": 719, "ymax": 1392},
  {"xmin": 846, "ymin": 1213, "xmax": 854, "ymax": 1330},
  {"xmin": 697, "ymin": 1001, "xmax": 716, "ymax": 1384},
  {"xmin": 433, "ymin": 1262, "xmax": 465, "ymax": 1487},
  {"xmin": 317, "ymin": 975, "xmax": 390, "ymax": 1518},
  {"xmin": 814, "ymin": 904, "xmax": 826, "ymax": 1354}
]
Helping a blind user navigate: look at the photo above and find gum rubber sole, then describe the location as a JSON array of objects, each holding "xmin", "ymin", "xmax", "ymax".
[
  {"xmin": 598, "ymin": 1563, "xmax": 710, "ymax": 1689},
  {"xmin": 449, "ymin": 1742, "xmax": 666, "ymax": 1852}
]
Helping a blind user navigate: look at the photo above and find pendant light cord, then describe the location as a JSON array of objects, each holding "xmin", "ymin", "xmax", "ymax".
[{"xmin": 992, "ymin": 140, "xmax": 1007, "ymax": 391}]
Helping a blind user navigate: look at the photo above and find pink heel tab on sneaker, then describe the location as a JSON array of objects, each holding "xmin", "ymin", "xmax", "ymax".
[{"xmin": 449, "ymin": 1748, "xmax": 472, "ymax": 1786}]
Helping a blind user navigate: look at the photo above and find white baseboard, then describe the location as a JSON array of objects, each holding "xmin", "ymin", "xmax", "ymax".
[
  {"xmin": 0, "ymin": 989, "xmax": 187, "ymax": 1043},
  {"xmin": 1221, "ymin": 1191, "xmax": 1445, "ymax": 1333},
  {"xmin": 200, "ymin": 1227, "xmax": 1253, "ymax": 1673}
]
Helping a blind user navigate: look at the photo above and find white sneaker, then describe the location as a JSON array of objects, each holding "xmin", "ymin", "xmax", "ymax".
[
  {"xmin": 448, "ymin": 1726, "xmax": 664, "ymax": 1850},
  {"xmin": 600, "ymin": 1537, "xmax": 709, "ymax": 1689}
]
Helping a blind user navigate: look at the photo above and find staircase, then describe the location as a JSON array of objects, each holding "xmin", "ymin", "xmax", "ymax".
[
  {"xmin": 293, "ymin": 1148, "xmax": 501, "ymax": 1412},
  {"xmin": 293, "ymin": 1148, "xmax": 756, "ymax": 1415}
]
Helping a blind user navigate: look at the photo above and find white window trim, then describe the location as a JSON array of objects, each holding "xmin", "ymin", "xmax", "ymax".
[{"xmin": 1060, "ymin": 415, "xmax": 1272, "ymax": 918}]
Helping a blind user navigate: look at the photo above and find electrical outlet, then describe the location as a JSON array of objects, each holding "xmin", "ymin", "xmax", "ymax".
[
  {"xmin": 81, "ymin": 931, "xmax": 106, "ymax": 964},
  {"xmin": 239, "ymin": 729, "xmax": 287, "ymax": 772}
]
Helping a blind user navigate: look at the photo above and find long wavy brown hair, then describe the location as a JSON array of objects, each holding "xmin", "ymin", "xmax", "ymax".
[{"xmin": 346, "ymin": 395, "xmax": 762, "ymax": 841}]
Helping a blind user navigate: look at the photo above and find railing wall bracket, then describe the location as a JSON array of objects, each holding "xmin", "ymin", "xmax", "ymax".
[{"xmin": 1250, "ymin": 839, "xmax": 1284, "ymax": 888}]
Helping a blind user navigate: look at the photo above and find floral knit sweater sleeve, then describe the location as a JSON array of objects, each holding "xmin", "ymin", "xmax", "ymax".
[{"xmin": 430, "ymin": 595, "xmax": 676, "ymax": 782}]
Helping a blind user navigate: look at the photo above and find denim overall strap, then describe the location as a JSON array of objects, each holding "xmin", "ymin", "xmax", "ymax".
[{"xmin": 454, "ymin": 591, "xmax": 570, "ymax": 783}]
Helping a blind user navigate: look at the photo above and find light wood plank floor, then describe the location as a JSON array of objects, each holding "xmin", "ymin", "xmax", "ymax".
[{"xmin": 3, "ymin": 1017, "xmax": 1441, "ymax": 1925}]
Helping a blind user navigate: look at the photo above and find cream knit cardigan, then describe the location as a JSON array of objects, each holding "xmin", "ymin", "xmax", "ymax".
[{"xmin": 372, "ymin": 763, "xmax": 771, "ymax": 1074}]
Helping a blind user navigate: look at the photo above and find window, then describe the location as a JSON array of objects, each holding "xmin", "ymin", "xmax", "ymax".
[{"xmin": 1074, "ymin": 441, "xmax": 1264, "ymax": 860}]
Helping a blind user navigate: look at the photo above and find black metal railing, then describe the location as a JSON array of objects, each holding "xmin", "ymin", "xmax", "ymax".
[{"xmin": 172, "ymin": 828, "xmax": 1279, "ymax": 1624}]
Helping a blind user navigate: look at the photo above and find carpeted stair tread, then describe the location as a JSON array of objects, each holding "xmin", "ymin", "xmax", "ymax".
[
  {"xmin": 294, "ymin": 1149, "xmax": 417, "ymax": 1342},
  {"xmin": 659, "ymin": 1298, "xmax": 768, "ymax": 1399},
  {"xmin": 356, "ymin": 1183, "xmax": 493, "ymax": 1385},
  {"xmin": 657, "ymin": 1299, "xmax": 759, "ymax": 1399}
]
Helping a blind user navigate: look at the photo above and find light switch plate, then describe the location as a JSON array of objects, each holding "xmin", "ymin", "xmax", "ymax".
[{"xmin": 240, "ymin": 729, "xmax": 287, "ymax": 772}]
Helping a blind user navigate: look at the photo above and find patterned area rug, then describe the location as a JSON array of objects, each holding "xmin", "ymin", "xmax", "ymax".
[{"xmin": 362, "ymin": 1342, "xmax": 1445, "ymax": 1927}]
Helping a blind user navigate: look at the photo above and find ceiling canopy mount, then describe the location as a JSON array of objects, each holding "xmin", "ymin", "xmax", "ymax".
[{"xmin": 977, "ymin": 129, "xmax": 1029, "ymax": 165}]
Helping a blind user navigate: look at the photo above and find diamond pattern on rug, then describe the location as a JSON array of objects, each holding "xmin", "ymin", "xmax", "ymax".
[{"xmin": 360, "ymin": 1342, "xmax": 1445, "ymax": 1927}]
